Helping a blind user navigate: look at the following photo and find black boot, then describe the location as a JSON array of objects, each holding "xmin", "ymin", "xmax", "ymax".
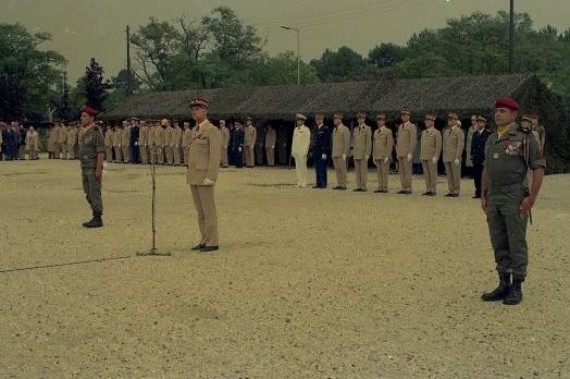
[
  {"xmin": 503, "ymin": 278, "xmax": 523, "ymax": 305},
  {"xmin": 83, "ymin": 211, "xmax": 103, "ymax": 228},
  {"xmin": 481, "ymin": 274, "xmax": 511, "ymax": 302}
]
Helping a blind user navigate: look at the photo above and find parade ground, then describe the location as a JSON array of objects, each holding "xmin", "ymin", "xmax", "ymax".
[{"xmin": 1, "ymin": 158, "xmax": 569, "ymax": 379}]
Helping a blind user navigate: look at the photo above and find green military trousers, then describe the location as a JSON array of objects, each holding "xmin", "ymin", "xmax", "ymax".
[
  {"xmin": 486, "ymin": 192, "xmax": 528, "ymax": 279},
  {"xmin": 82, "ymin": 169, "xmax": 103, "ymax": 213}
]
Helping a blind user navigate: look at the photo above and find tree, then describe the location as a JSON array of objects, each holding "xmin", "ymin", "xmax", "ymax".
[
  {"xmin": 0, "ymin": 23, "xmax": 65, "ymax": 120},
  {"xmin": 252, "ymin": 51, "xmax": 320, "ymax": 86},
  {"xmin": 310, "ymin": 46, "xmax": 367, "ymax": 82},
  {"xmin": 82, "ymin": 58, "xmax": 111, "ymax": 111}
]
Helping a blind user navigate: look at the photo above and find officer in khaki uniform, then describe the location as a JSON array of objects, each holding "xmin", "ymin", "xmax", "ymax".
[
  {"xmin": 104, "ymin": 126, "xmax": 113, "ymax": 162},
  {"xmin": 163, "ymin": 120, "xmax": 174, "ymax": 165},
  {"xmin": 138, "ymin": 121, "xmax": 149, "ymax": 164},
  {"xmin": 121, "ymin": 122, "xmax": 130, "ymax": 163},
  {"xmin": 155, "ymin": 120, "xmax": 166, "ymax": 164},
  {"xmin": 182, "ymin": 122, "xmax": 192, "ymax": 165},
  {"xmin": 244, "ymin": 117, "xmax": 257, "ymax": 167},
  {"xmin": 352, "ymin": 111, "xmax": 372, "ymax": 192},
  {"xmin": 264, "ymin": 124, "xmax": 276, "ymax": 166},
  {"xmin": 172, "ymin": 121, "xmax": 183, "ymax": 165},
  {"xmin": 25, "ymin": 126, "xmax": 39, "ymax": 160},
  {"xmin": 372, "ymin": 113, "xmax": 394, "ymax": 193},
  {"xmin": 78, "ymin": 106, "xmax": 105, "ymax": 228},
  {"xmin": 331, "ymin": 112, "xmax": 351, "ymax": 190},
  {"xmin": 443, "ymin": 112, "xmax": 465, "ymax": 197},
  {"xmin": 112, "ymin": 125, "xmax": 123, "ymax": 163},
  {"xmin": 420, "ymin": 114, "xmax": 442, "ymax": 196},
  {"xmin": 396, "ymin": 107, "xmax": 417, "ymax": 194},
  {"xmin": 219, "ymin": 120, "xmax": 230, "ymax": 167},
  {"xmin": 481, "ymin": 98, "xmax": 545, "ymax": 305},
  {"xmin": 61, "ymin": 125, "xmax": 70, "ymax": 159},
  {"xmin": 187, "ymin": 96, "xmax": 222, "ymax": 252},
  {"xmin": 53, "ymin": 122, "xmax": 64, "ymax": 158}
]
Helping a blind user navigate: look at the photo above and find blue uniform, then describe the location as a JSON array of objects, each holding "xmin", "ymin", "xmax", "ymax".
[
  {"xmin": 311, "ymin": 124, "xmax": 331, "ymax": 188},
  {"xmin": 471, "ymin": 128, "xmax": 492, "ymax": 197},
  {"xmin": 232, "ymin": 128, "xmax": 245, "ymax": 168}
]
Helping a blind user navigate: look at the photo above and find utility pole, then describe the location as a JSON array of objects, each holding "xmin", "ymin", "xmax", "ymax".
[
  {"xmin": 126, "ymin": 25, "xmax": 133, "ymax": 96},
  {"xmin": 509, "ymin": 0, "xmax": 515, "ymax": 73}
]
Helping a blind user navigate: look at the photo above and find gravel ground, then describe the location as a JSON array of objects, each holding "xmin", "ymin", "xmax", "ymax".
[{"xmin": 1, "ymin": 157, "xmax": 569, "ymax": 379}]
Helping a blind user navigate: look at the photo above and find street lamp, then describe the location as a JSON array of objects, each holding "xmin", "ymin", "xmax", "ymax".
[{"xmin": 280, "ymin": 25, "xmax": 300, "ymax": 85}]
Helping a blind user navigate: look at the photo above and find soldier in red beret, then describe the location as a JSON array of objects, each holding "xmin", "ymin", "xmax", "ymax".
[
  {"xmin": 78, "ymin": 106, "xmax": 105, "ymax": 228},
  {"xmin": 480, "ymin": 98, "xmax": 546, "ymax": 305}
]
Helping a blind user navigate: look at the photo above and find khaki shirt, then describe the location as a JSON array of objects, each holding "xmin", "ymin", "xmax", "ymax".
[
  {"xmin": 373, "ymin": 126, "xmax": 394, "ymax": 160},
  {"xmin": 484, "ymin": 123, "xmax": 546, "ymax": 194},
  {"xmin": 182, "ymin": 128, "xmax": 192, "ymax": 147},
  {"xmin": 121, "ymin": 128, "xmax": 130, "ymax": 147},
  {"xmin": 186, "ymin": 120, "xmax": 222, "ymax": 185},
  {"xmin": 79, "ymin": 124, "xmax": 105, "ymax": 169},
  {"xmin": 245, "ymin": 125, "xmax": 257, "ymax": 147},
  {"xmin": 332, "ymin": 124, "xmax": 351, "ymax": 158},
  {"xmin": 420, "ymin": 127, "xmax": 442, "ymax": 160},
  {"xmin": 396, "ymin": 121, "xmax": 417, "ymax": 157},
  {"xmin": 162, "ymin": 126, "xmax": 172, "ymax": 147},
  {"xmin": 352, "ymin": 124, "xmax": 372, "ymax": 160},
  {"xmin": 56, "ymin": 125, "xmax": 66, "ymax": 144},
  {"xmin": 104, "ymin": 129, "xmax": 113, "ymax": 147},
  {"xmin": 264, "ymin": 128, "xmax": 276, "ymax": 148},
  {"xmin": 171, "ymin": 127, "xmax": 182, "ymax": 147},
  {"xmin": 139, "ymin": 125, "xmax": 149, "ymax": 146},
  {"xmin": 112, "ymin": 130, "xmax": 122, "ymax": 147},
  {"xmin": 67, "ymin": 127, "xmax": 78, "ymax": 146},
  {"xmin": 443, "ymin": 126, "xmax": 465, "ymax": 161},
  {"xmin": 153, "ymin": 127, "xmax": 164, "ymax": 147},
  {"xmin": 25, "ymin": 131, "xmax": 39, "ymax": 149}
]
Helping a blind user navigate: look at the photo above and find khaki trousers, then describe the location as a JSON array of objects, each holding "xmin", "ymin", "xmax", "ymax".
[
  {"xmin": 62, "ymin": 144, "xmax": 69, "ymax": 159},
  {"xmin": 398, "ymin": 156, "xmax": 413, "ymax": 191},
  {"xmin": 173, "ymin": 146, "xmax": 181, "ymax": 165},
  {"xmin": 183, "ymin": 147, "xmax": 189, "ymax": 165},
  {"xmin": 421, "ymin": 160, "xmax": 438, "ymax": 193},
  {"xmin": 444, "ymin": 161, "xmax": 461, "ymax": 194},
  {"xmin": 221, "ymin": 146, "xmax": 228, "ymax": 167},
  {"xmin": 105, "ymin": 147, "xmax": 113, "ymax": 162},
  {"xmin": 333, "ymin": 157, "xmax": 347, "ymax": 187},
  {"xmin": 27, "ymin": 148, "xmax": 38, "ymax": 160},
  {"xmin": 354, "ymin": 159, "xmax": 368, "ymax": 189},
  {"xmin": 157, "ymin": 147, "xmax": 164, "ymax": 164},
  {"xmin": 265, "ymin": 147, "xmax": 275, "ymax": 166},
  {"xmin": 122, "ymin": 146, "xmax": 130, "ymax": 163},
  {"xmin": 245, "ymin": 146, "xmax": 255, "ymax": 167},
  {"xmin": 294, "ymin": 155, "xmax": 308, "ymax": 186},
  {"xmin": 68, "ymin": 144, "xmax": 76, "ymax": 159},
  {"xmin": 53, "ymin": 143, "xmax": 62, "ymax": 158},
  {"xmin": 190, "ymin": 185, "xmax": 219, "ymax": 246},
  {"xmin": 113, "ymin": 147, "xmax": 123, "ymax": 163},
  {"xmin": 164, "ymin": 146, "xmax": 174, "ymax": 165},
  {"xmin": 376, "ymin": 160, "xmax": 390, "ymax": 191},
  {"xmin": 140, "ymin": 145, "xmax": 148, "ymax": 164}
]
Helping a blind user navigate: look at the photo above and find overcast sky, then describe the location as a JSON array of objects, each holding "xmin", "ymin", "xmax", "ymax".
[{"xmin": 2, "ymin": 0, "xmax": 569, "ymax": 82}]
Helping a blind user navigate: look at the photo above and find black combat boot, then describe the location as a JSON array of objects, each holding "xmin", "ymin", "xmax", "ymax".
[
  {"xmin": 481, "ymin": 274, "xmax": 511, "ymax": 302},
  {"xmin": 83, "ymin": 211, "xmax": 103, "ymax": 228},
  {"xmin": 503, "ymin": 278, "xmax": 523, "ymax": 305}
]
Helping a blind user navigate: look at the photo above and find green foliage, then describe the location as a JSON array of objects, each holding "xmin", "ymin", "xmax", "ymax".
[
  {"xmin": 0, "ymin": 23, "xmax": 65, "ymax": 120},
  {"xmin": 310, "ymin": 47, "xmax": 368, "ymax": 82},
  {"xmin": 82, "ymin": 58, "xmax": 111, "ymax": 112}
]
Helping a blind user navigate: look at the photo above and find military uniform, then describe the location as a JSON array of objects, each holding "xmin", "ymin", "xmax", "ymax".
[
  {"xmin": 352, "ymin": 121, "xmax": 372, "ymax": 191},
  {"xmin": 311, "ymin": 121, "xmax": 331, "ymax": 188},
  {"xmin": 172, "ymin": 125, "xmax": 183, "ymax": 165},
  {"xmin": 121, "ymin": 125, "xmax": 130, "ymax": 163},
  {"xmin": 112, "ymin": 127, "xmax": 123, "ymax": 163},
  {"xmin": 443, "ymin": 117, "xmax": 465, "ymax": 196},
  {"xmin": 420, "ymin": 123, "xmax": 442, "ymax": 195},
  {"xmin": 67, "ymin": 126, "xmax": 78, "ymax": 159},
  {"xmin": 104, "ymin": 127, "xmax": 113, "ymax": 162},
  {"xmin": 78, "ymin": 106, "xmax": 105, "ymax": 228},
  {"xmin": 54, "ymin": 124, "xmax": 65, "ymax": 158},
  {"xmin": 331, "ymin": 115, "xmax": 351, "ymax": 190},
  {"xmin": 182, "ymin": 124, "xmax": 192, "ymax": 165},
  {"xmin": 244, "ymin": 122, "xmax": 257, "ymax": 167},
  {"xmin": 471, "ymin": 118, "xmax": 492, "ymax": 198},
  {"xmin": 163, "ymin": 124, "xmax": 173, "ymax": 165},
  {"xmin": 264, "ymin": 126, "xmax": 276, "ymax": 166},
  {"xmin": 187, "ymin": 97, "xmax": 222, "ymax": 251},
  {"xmin": 139, "ymin": 123, "xmax": 149, "ymax": 164},
  {"xmin": 396, "ymin": 116, "xmax": 417, "ymax": 194},
  {"xmin": 221, "ymin": 125, "xmax": 230, "ymax": 167},
  {"xmin": 25, "ymin": 129, "xmax": 39, "ymax": 160},
  {"xmin": 291, "ymin": 115, "xmax": 311, "ymax": 187},
  {"xmin": 372, "ymin": 124, "xmax": 394, "ymax": 193}
]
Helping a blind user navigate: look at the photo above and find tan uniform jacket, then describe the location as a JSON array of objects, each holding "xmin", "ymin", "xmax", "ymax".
[
  {"xmin": 420, "ymin": 128, "xmax": 442, "ymax": 160},
  {"xmin": 56, "ymin": 126, "xmax": 66, "ymax": 144},
  {"xmin": 139, "ymin": 126, "xmax": 149, "ymax": 146},
  {"xmin": 331, "ymin": 124, "xmax": 351, "ymax": 158},
  {"xmin": 162, "ymin": 127, "xmax": 172, "ymax": 147},
  {"xmin": 104, "ymin": 130, "xmax": 113, "ymax": 147},
  {"xmin": 182, "ymin": 129, "xmax": 192, "ymax": 147},
  {"xmin": 121, "ymin": 128, "xmax": 130, "ymax": 147},
  {"xmin": 372, "ymin": 127, "xmax": 394, "ymax": 160},
  {"xmin": 148, "ymin": 127, "xmax": 156, "ymax": 146},
  {"xmin": 47, "ymin": 129, "xmax": 56, "ymax": 150},
  {"xmin": 443, "ymin": 126, "xmax": 465, "ymax": 161},
  {"xmin": 245, "ymin": 126, "xmax": 257, "ymax": 147},
  {"xmin": 187, "ymin": 121, "xmax": 222, "ymax": 185},
  {"xmin": 396, "ymin": 122, "xmax": 417, "ymax": 157},
  {"xmin": 221, "ymin": 127, "xmax": 230, "ymax": 147},
  {"xmin": 352, "ymin": 124, "xmax": 372, "ymax": 159},
  {"xmin": 112, "ymin": 130, "xmax": 122, "ymax": 147},
  {"xmin": 264, "ymin": 129, "xmax": 276, "ymax": 148},
  {"xmin": 171, "ymin": 128, "xmax": 182, "ymax": 147},
  {"xmin": 25, "ymin": 131, "xmax": 38, "ymax": 149},
  {"xmin": 153, "ymin": 127, "xmax": 164, "ymax": 146}
]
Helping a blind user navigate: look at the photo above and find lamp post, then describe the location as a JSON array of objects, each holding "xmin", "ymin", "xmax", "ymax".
[{"xmin": 280, "ymin": 25, "xmax": 300, "ymax": 85}]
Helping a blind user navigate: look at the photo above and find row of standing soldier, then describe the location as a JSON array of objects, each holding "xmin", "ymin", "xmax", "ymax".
[{"xmin": 0, "ymin": 122, "xmax": 40, "ymax": 161}]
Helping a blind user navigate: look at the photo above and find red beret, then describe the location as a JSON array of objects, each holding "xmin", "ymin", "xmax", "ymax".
[
  {"xmin": 190, "ymin": 96, "xmax": 208, "ymax": 109},
  {"xmin": 80, "ymin": 106, "xmax": 98, "ymax": 116},
  {"xmin": 495, "ymin": 97, "xmax": 519, "ymax": 111}
]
